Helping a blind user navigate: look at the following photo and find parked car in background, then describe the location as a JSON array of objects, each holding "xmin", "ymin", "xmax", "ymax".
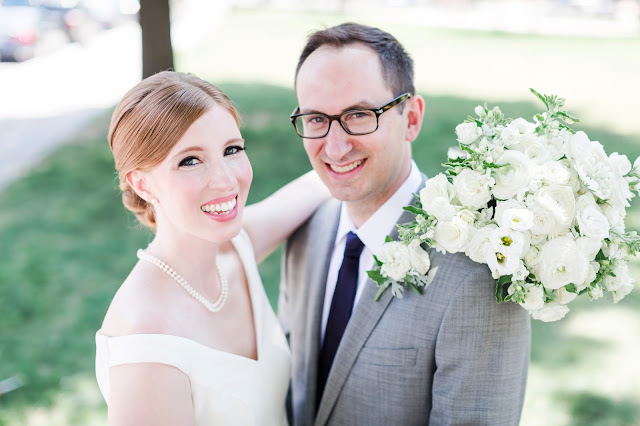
[{"xmin": 0, "ymin": 0, "xmax": 67, "ymax": 61}]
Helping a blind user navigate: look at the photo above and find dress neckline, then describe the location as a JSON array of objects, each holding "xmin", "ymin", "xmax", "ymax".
[{"xmin": 97, "ymin": 231, "xmax": 262, "ymax": 363}]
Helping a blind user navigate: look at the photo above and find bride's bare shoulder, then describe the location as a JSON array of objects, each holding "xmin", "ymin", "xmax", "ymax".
[{"xmin": 100, "ymin": 262, "xmax": 183, "ymax": 337}]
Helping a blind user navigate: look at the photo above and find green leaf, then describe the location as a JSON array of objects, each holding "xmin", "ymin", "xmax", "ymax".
[
  {"xmin": 495, "ymin": 275, "xmax": 513, "ymax": 303},
  {"xmin": 530, "ymin": 88, "xmax": 549, "ymax": 109},
  {"xmin": 384, "ymin": 235, "xmax": 394, "ymax": 243},
  {"xmin": 374, "ymin": 282, "xmax": 391, "ymax": 302},
  {"xmin": 367, "ymin": 269, "xmax": 387, "ymax": 285},
  {"xmin": 565, "ymin": 283, "xmax": 578, "ymax": 293},
  {"xmin": 409, "ymin": 281, "xmax": 421, "ymax": 295},
  {"xmin": 403, "ymin": 205, "xmax": 426, "ymax": 216}
]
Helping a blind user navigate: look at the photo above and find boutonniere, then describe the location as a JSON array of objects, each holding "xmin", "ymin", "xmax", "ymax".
[{"xmin": 367, "ymin": 208, "xmax": 436, "ymax": 301}]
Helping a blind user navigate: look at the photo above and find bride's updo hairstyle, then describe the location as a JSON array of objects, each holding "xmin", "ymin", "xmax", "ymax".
[{"xmin": 108, "ymin": 71, "xmax": 239, "ymax": 229}]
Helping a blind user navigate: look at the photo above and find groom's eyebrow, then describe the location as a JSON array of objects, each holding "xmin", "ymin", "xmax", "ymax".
[{"xmin": 300, "ymin": 101, "xmax": 376, "ymax": 114}]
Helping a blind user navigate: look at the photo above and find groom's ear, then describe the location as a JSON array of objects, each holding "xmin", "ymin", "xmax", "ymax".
[
  {"xmin": 405, "ymin": 94, "xmax": 425, "ymax": 143},
  {"xmin": 126, "ymin": 170, "xmax": 155, "ymax": 203}
]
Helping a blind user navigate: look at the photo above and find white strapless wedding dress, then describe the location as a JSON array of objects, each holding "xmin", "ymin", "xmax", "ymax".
[{"xmin": 95, "ymin": 230, "xmax": 290, "ymax": 425}]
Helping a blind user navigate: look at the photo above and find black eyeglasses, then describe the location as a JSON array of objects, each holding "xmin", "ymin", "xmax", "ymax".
[{"xmin": 290, "ymin": 92, "xmax": 412, "ymax": 139}]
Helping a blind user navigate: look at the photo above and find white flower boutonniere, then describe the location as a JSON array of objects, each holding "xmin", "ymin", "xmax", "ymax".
[{"xmin": 368, "ymin": 89, "xmax": 640, "ymax": 321}]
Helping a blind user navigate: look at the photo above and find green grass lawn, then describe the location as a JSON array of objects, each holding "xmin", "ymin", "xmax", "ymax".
[{"xmin": 1, "ymin": 7, "xmax": 639, "ymax": 425}]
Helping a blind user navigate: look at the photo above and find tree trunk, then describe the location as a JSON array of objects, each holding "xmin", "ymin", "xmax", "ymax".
[{"xmin": 140, "ymin": 0, "xmax": 174, "ymax": 79}]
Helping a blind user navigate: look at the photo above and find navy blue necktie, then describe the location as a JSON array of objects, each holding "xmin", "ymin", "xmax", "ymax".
[{"xmin": 317, "ymin": 231, "xmax": 365, "ymax": 409}]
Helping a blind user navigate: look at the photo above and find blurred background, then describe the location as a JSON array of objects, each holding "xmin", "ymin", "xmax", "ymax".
[{"xmin": 0, "ymin": 0, "xmax": 639, "ymax": 424}]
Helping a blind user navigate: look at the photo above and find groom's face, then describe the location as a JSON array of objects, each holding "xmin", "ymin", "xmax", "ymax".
[{"xmin": 295, "ymin": 43, "xmax": 413, "ymax": 218}]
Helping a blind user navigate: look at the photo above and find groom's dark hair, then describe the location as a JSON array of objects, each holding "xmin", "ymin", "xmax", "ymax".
[{"xmin": 294, "ymin": 22, "xmax": 415, "ymax": 99}]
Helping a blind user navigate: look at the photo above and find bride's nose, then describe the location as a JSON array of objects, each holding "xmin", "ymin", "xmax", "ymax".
[{"xmin": 207, "ymin": 161, "xmax": 236, "ymax": 190}]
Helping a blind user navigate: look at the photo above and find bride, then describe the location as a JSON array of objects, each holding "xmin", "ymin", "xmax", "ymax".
[{"xmin": 95, "ymin": 71, "xmax": 329, "ymax": 425}]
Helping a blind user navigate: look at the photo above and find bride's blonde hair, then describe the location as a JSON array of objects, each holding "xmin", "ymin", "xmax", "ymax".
[{"xmin": 108, "ymin": 71, "xmax": 239, "ymax": 228}]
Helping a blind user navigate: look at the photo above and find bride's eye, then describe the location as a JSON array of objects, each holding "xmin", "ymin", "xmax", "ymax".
[
  {"xmin": 179, "ymin": 156, "xmax": 202, "ymax": 167},
  {"xmin": 225, "ymin": 145, "xmax": 245, "ymax": 156}
]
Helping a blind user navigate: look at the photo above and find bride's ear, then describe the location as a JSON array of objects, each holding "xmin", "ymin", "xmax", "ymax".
[{"xmin": 126, "ymin": 170, "xmax": 155, "ymax": 203}]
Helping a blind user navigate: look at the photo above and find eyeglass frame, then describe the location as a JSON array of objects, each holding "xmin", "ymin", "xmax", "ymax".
[{"xmin": 289, "ymin": 92, "xmax": 412, "ymax": 139}]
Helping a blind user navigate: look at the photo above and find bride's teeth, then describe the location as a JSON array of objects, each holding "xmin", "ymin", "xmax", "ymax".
[
  {"xmin": 201, "ymin": 197, "xmax": 237, "ymax": 214},
  {"xmin": 331, "ymin": 160, "xmax": 362, "ymax": 173}
]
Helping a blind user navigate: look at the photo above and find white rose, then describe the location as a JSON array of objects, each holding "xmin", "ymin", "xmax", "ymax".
[
  {"xmin": 465, "ymin": 224, "xmax": 497, "ymax": 264},
  {"xmin": 519, "ymin": 283, "xmax": 545, "ymax": 312},
  {"xmin": 420, "ymin": 174, "xmax": 456, "ymax": 215},
  {"xmin": 539, "ymin": 161, "xmax": 571, "ymax": 186},
  {"xmin": 532, "ymin": 301, "xmax": 570, "ymax": 322},
  {"xmin": 534, "ymin": 185, "xmax": 576, "ymax": 231},
  {"xmin": 539, "ymin": 236, "xmax": 589, "ymax": 290},
  {"xmin": 455, "ymin": 122, "xmax": 482, "ymax": 145},
  {"xmin": 378, "ymin": 242, "xmax": 411, "ymax": 281},
  {"xmin": 492, "ymin": 150, "xmax": 531, "ymax": 200},
  {"xmin": 575, "ymin": 193, "xmax": 610, "ymax": 241},
  {"xmin": 453, "ymin": 169, "xmax": 493, "ymax": 209},
  {"xmin": 434, "ymin": 217, "xmax": 472, "ymax": 254},
  {"xmin": 408, "ymin": 239, "xmax": 431, "ymax": 276},
  {"xmin": 555, "ymin": 287, "xmax": 578, "ymax": 305}
]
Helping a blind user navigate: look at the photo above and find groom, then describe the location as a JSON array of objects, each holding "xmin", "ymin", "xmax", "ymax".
[{"xmin": 279, "ymin": 23, "xmax": 531, "ymax": 425}]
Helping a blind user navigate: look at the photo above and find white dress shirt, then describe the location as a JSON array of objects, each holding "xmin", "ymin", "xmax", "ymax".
[{"xmin": 320, "ymin": 161, "xmax": 423, "ymax": 343}]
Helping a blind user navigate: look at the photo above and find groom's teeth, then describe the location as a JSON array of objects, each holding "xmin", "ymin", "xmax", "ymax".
[
  {"xmin": 201, "ymin": 198, "xmax": 237, "ymax": 214},
  {"xmin": 330, "ymin": 160, "xmax": 363, "ymax": 174}
]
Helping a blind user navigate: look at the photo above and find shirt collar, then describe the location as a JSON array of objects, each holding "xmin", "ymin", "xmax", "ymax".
[{"xmin": 336, "ymin": 160, "xmax": 423, "ymax": 255}]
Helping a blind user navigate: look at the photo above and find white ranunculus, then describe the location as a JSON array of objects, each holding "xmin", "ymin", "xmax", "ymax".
[
  {"xmin": 455, "ymin": 122, "xmax": 482, "ymax": 145},
  {"xmin": 575, "ymin": 193, "xmax": 610, "ymax": 241},
  {"xmin": 453, "ymin": 169, "xmax": 493, "ymax": 209},
  {"xmin": 538, "ymin": 236, "xmax": 589, "ymax": 290},
  {"xmin": 555, "ymin": 287, "xmax": 578, "ymax": 305},
  {"xmin": 611, "ymin": 265, "xmax": 634, "ymax": 303},
  {"xmin": 534, "ymin": 185, "xmax": 576, "ymax": 231},
  {"xmin": 575, "ymin": 236, "xmax": 603, "ymax": 260},
  {"xmin": 567, "ymin": 132, "xmax": 615, "ymax": 200},
  {"xmin": 603, "ymin": 262, "xmax": 633, "ymax": 293},
  {"xmin": 602, "ymin": 241, "xmax": 626, "ymax": 260},
  {"xmin": 407, "ymin": 239, "xmax": 431, "ymax": 276},
  {"xmin": 434, "ymin": 217, "xmax": 472, "ymax": 254},
  {"xmin": 523, "ymin": 245, "xmax": 542, "ymax": 271},
  {"xmin": 420, "ymin": 174, "xmax": 456, "ymax": 215},
  {"xmin": 578, "ymin": 261, "xmax": 600, "ymax": 291},
  {"xmin": 378, "ymin": 242, "xmax": 411, "ymax": 281},
  {"xmin": 539, "ymin": 161, "xmax": 571, "ymax": 186},
  {"xmin": 500, "ymin": 125, "xmax": 521, "ymax": 147},
  {"xmin": 510, "ymin": 117, "xmax": 536, "ymax": 136},
  {"xmin": 609, "ymin": 152, "xmax": 632, "ymax": 176},
  {"xmin": 601, "ymin": 202, "xmax": 626, "ymax": 234},
  {"xmin": 465, "ymin": 224, "xmax": 497, "ymax": 264},
  {"xmin": 558, "ymin": 158, "xmax": 582, "ymax": 194},
  {"xmin": 492, "ymin": 150, "xmax": 531, "ymax": 200},
  {"xmin": 528, "ymin": 201, "xmax": 559, "ymax": 237},
  {"xmin": 456, "ymin": 209, "xmax": 477, "ymax": 224},
  {"xmin": 532, "ymin": 301, "xmax": 570, "ymax": 322},
  {"xmin": 428, "ymin": 197, "xmax": 458, "ymax": 222},
  {"xmin": 519, "ymin": 283, "xmax": 545, "ymax": 312}
]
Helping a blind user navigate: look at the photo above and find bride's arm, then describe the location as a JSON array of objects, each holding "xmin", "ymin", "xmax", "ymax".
[
  {"xmin": 244, "ymin": 170, "xmax": 331, "ymax": 262},
  {"xmin": 108, "ymin": 363, "xmax": 194, "ymax": 426}
]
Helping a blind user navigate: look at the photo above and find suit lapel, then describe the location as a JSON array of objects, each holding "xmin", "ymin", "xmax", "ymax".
[
  {"xmin": 301, "ymin": 200, "xmax": 341, "ymax": 425},
  {"xmin": 315, "ymin": 174, "xmax": 427, "ymax": 425}
]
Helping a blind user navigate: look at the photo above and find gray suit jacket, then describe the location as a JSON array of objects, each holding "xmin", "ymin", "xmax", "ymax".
[{"xmin": 279, "ymin": 179, "xmax": 531, "ymax": 426}]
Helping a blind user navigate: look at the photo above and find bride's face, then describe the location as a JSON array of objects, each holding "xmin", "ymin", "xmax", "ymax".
[{"xmin": 142, "ymin": 106, "xmax": 253, "ymax": 244}]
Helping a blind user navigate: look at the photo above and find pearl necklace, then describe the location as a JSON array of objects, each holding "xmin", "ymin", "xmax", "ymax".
[{"xmin": 137, "ymin": 249, "xmax": 229, "ymax": 313}]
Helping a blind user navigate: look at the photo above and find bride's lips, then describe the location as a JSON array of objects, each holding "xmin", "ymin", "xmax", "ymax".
[
  {"xmin": 327, "ymin": 159, "xmax": 365, "ymax": 177},
  {"xmin": 201, "ymin": 194, "xmax": 238, "ymax": 222}
]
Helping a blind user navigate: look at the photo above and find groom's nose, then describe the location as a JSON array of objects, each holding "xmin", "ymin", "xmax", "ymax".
[{"xmin": 324, "ymin": 122, "xmax": 353, "ymax": 161}]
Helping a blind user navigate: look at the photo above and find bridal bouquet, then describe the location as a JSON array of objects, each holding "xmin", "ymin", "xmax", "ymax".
[{"xmin": 368, "ymin": 89, "xmax": 640, "ymax": 322}]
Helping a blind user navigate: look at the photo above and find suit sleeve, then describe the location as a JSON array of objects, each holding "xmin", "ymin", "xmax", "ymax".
[
  {"xmin": 277, "ymin": 239, "xmax": 291, "ymax": 342},
  {"xmin": 429, "ymin": 262, "xmax": 531, "ymax": 426}
]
